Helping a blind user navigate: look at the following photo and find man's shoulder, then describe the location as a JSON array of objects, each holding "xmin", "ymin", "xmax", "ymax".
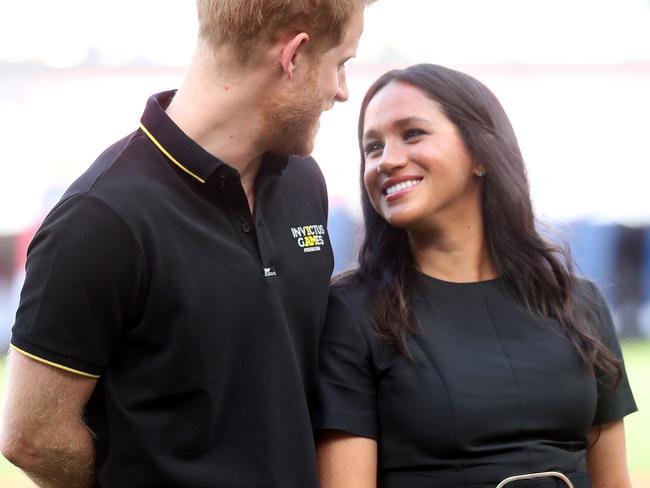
[
  {"xmin": 64, "ymin": 131, "xmax": 146, "ymax": 197},
  {"xmin": 61, "ymin": 130, "xmax": 172, "ymax": 217}
]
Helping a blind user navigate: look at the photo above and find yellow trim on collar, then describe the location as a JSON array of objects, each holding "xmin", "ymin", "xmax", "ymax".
[
  {"xmin": 9, "ymin": 344, "xmax": 101, "ymax": 379},
  {"xmin": 139, "ymin": 122, "xmax": 206, "ymax": 184}
]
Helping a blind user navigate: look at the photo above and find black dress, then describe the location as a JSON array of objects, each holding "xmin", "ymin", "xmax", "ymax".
[{"xmin": 314, "ymin": 275, "xmax": 637, "ymax": 488}]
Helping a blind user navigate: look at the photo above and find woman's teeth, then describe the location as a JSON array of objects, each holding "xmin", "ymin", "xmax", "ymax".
[{"xmin": 386, "ymin": 179, "xmax": 420, "ymax": 196}]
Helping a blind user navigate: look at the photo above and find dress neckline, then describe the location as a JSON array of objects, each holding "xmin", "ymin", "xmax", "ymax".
[{"xmin": 416, "ymin": 270, "xmax": 501, "ymax": 287}]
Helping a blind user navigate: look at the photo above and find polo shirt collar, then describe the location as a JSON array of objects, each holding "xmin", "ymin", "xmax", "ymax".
[{"xmin": 139, "ymin": 91, "xmax": 289, "ymax": 185}]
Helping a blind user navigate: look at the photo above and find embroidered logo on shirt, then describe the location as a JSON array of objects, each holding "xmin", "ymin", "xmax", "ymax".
[{"xmin": 290, "ymin": 224, "xmax": 326, "ymax": 253}]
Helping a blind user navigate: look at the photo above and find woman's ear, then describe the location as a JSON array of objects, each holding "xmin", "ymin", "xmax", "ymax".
[{"xmin": 474, "ymin": 164, "xmax": 487, "ymax": 177}]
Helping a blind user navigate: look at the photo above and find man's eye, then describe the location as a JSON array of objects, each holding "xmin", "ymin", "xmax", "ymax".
[{"xmin": 364, "ymin": 142, "xmax": 383, "ymax": 156}]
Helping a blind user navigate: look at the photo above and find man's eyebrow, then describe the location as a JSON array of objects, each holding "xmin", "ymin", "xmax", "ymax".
[{"xmin": 363, "ymin": 117, "xmax": 431, "ymax": 142}]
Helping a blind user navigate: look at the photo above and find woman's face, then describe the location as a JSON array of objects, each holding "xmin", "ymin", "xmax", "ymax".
[{"xmin": 362, "ymin": 81, "xmax": 483, "ymax": 234}]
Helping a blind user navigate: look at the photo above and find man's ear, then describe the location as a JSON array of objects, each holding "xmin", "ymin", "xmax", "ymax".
[{"xmin": 279, "ymin": 32, "xmax": 310, "ymax": 80}]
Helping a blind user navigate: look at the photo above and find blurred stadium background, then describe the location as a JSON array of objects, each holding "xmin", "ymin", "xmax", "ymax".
[{"xmin": 1, "ymin": 0, "xmax": 649, "ymax": 485}]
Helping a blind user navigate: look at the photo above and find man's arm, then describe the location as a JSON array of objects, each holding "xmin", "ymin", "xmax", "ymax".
[
  {"xmin": 587, "ymin": 420, "xmax": 633, "ymax": 488},
  {"xmin": 0, "ymin": 349, "xmax": 98, "ymax": 488}
]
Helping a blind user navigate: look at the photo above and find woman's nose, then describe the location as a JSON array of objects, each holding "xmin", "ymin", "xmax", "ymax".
[{"xmin": 379, "ymin": 144, "xmax": 408, "ymax": 172}]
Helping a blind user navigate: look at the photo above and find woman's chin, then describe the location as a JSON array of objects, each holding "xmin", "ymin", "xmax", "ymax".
[{"xmin": 384, "ymin": 212, "xmax": 417, "ymax": 231}]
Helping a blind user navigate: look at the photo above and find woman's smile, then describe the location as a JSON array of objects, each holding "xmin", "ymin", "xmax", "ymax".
[{"xmin": 383, "ymin": 177, "xmax": 423, "ymax": 200}]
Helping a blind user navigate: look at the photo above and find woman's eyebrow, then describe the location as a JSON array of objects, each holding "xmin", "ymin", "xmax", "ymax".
[
  {"xmin": 363, "ymin": 117, "xmax": 431, "ymax": 142},
  {"xmin": 394, "ymin": 116, "xmax": 431, "ymax": 128}
]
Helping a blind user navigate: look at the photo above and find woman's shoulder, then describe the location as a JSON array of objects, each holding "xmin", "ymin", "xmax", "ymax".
[
  {"xmin": 572, "ymin": 277, "xmax": 618, "ymax": 340},
  {"xmin": 573, "ymin": 278, "xmax": 608, "ymax": 314},
  {"xmin": 330, "ymin": 271, "xmax": 372, "ymax": 302},
  {"xmin": 325, "ymin": 271, "xmax": 376, "ymax": 333},
  {"xmin": 574, "ymin": 277, "xmax": 600, "ymax": 298}
]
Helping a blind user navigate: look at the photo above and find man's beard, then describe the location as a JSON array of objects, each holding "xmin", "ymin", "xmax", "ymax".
[{"xmin": 260, "ymin": 70, "xmax": 326, "ymax": 156}]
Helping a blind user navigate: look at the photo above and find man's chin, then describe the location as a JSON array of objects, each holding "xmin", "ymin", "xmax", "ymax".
[
  {"xmin": 266, "ymin": 113, "xmax": 321, "ymax": 156},
  {"xmin": 267, "ymin": 140, "xmax": 313, "ymax": 157},
  {"xmin": 293, "ymin": 118, "xmax": 321, "ymax": 154},
  {"xmin": 273, "ymin": 130, "xmax": 318, "ymax": 157},
  {"xmin": 294, "ymin": 138, "xmax": 316, "ymax": 157}
]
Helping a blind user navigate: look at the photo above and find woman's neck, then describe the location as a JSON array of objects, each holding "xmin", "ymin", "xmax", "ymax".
[{"xmin": 409, "ymin": 216, "xmax": 497, "ymax": 283}]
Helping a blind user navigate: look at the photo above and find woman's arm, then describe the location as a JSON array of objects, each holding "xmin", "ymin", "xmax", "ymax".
[
  {"xmin": 317, "ymin": 430, "xmax": 377, "ymax": 488},
  {"xmin": 586, "ymin": 420, "xmax": 632, "ymax": 488}
]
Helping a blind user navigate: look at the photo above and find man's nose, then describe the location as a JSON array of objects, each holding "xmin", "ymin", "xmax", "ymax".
[{"xmin": 334, "ymin": 69, "xmax": 349, "ymax": 103}]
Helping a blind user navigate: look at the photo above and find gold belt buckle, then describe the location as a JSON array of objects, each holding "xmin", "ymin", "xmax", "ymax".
[{"xmin": 496, "ymin": 471, "xmax": 575, "ymax": 488}]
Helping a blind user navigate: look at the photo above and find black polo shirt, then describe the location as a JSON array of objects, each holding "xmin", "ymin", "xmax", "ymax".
[{"xmin": 11, "ymin": 91, "xmax": 334, "ymax": 487}]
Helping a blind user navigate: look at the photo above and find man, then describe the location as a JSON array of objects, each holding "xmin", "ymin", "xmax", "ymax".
[{"xmin": 0, "ymin": 1, "xmax": 372, "ymax": 486}]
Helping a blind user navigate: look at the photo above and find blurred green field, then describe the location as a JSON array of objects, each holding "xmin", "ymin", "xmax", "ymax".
[
  {"xmin": 0, "ymin": 341, "xmax": 648, "ymax": 487},
  {"xmin": 621, "ymin": 340, "xmax": 650, "ymax": 474}
]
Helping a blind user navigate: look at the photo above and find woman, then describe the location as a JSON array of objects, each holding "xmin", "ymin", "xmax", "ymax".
[{"xmin": 314, "ymin": 64, "xmax": 636, "ymax": 488}]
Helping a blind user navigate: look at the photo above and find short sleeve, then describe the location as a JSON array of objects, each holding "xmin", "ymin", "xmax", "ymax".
[
  {"xmin": 585, "ymin": 281, "xmax": 638, "ymax": 425},
  {"xmin": 313, "ymin": 286, "xmax": 378, "ymax": 439},
  {"xmin": 11, "ymin": 194, "xmax": 143, "ymax": 377}
]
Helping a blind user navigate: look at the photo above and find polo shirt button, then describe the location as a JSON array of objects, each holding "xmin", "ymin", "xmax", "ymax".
[
  {"xmin": 217, "ymin": 168, "xmax": 228, "ymax": 179},
  {"xmin": 241, "ymin": 222, "xmax": 251, "ymax": 233}
]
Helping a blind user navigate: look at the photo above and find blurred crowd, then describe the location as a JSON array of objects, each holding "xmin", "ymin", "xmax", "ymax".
[
  {"xmin": 2, "ymin": 212, "xmax": 649, "ymax": 351},
  {"xmin": 328, "ymin": 209, "xmax": 650, "ymax": 338}
]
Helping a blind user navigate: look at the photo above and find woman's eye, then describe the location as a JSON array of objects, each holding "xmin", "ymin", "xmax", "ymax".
[
  {"xmin": 404, "ymin": 128, "xmax": 426, "ymax": 139},
  {"xmin": 364, "ymin": 142, "xmax": 383, "ymax": 157}
]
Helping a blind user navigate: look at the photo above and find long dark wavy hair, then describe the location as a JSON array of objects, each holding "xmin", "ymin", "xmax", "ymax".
[{"xmin": 353, "ymin": 63, "xmax": 620, "ymax": 380}]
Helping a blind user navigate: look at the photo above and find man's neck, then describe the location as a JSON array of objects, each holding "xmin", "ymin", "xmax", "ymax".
[{"xmin": 165, "ymin": 44, "xmax": 274, "ymax": 205}]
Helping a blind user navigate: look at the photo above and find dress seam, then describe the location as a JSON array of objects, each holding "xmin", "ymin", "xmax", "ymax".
[
  {"xmin": 413, "ymin": 295, "xmax": 469, "ymax": 486},
  {"xmin": 478, "ymin": 286, "xmax": 537, "ymax": 473}
]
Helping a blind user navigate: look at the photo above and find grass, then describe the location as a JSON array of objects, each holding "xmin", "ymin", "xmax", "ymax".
[
  {"xmin": 620, "ymin": 340, "xmax": 650, "ymax": 473},
  {"xmin": 0, "ymin": 342, "xmax": 649, "ymax": 486}
]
